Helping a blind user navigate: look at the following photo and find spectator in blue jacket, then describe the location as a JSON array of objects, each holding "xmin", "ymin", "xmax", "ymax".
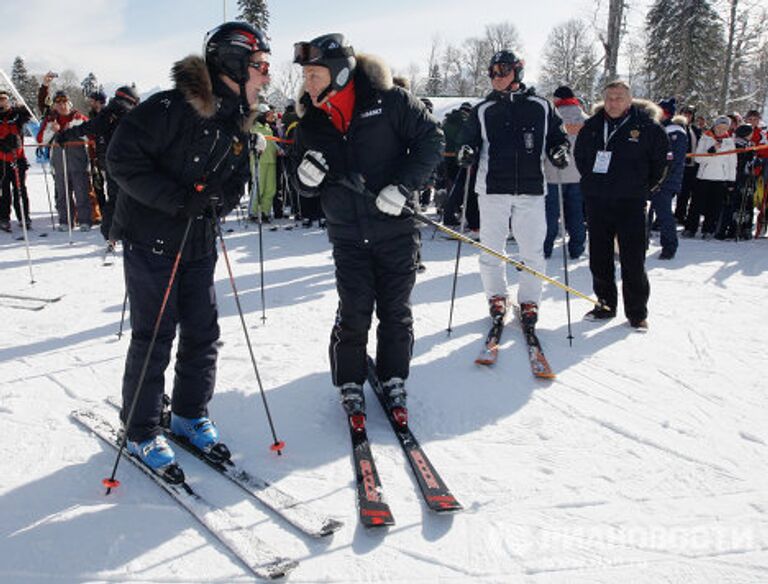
[{"xmin": 651, "ymin": 98, "xmax": 687, "ymax": 259}]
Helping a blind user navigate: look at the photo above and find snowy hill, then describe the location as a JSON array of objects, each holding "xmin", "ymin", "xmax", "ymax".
[{"xmin": 1, "ymin": 168, "xmax": 767, "ymax": 583}]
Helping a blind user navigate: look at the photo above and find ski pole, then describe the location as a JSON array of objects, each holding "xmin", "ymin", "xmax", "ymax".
[
  {"xmin": 117, "ymin": 289, "xmax": 128, "ymax": 339},
  {"xmin": 103, "ymin": 217, "xmax": 194, "ymax": 494},
  {"xmin": 252, "ymin": 152, "xmax": 267, "ymax": 323},
  {"xmin": 446, "ymin": 166, "xmax": 472, "ymax": 335},
  {"xmin": 556, "ymin": 173, "xmax": 574, "ymax": 346},
  {"xmin": 337, "ymin": 174, "xmax": 606, "ymax": 308},
  {"xmin": 11, "ymin": 155, "xmax": 35, "ymax": 284},
  {"xmin": 40, "ymin": 160, "xmax": 56, "ymax": 230},
  {"xmin": 210, "ymin": 202, "xmax": 285, "ymax": 455}
]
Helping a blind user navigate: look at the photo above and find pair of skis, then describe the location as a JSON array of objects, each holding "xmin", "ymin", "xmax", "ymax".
[
  {"xmin": 474, "ymin": 306, "xmax": 555, "ymax": 379},
  {"xmin": 0, "ymin": 292, "xmax": 63, "ymax": 311},
  {"xmin": 348, "ymin": 358, "xmax": 463, "ymax": 528},
  {"xmin": 73, "ymin": 399, "xmax": 345, "ymax": 580}
]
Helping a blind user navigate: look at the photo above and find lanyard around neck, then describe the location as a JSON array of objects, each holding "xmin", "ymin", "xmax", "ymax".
[{"xmin": 603, "ymin": 116, "xmax": 630, "ymax": 149}]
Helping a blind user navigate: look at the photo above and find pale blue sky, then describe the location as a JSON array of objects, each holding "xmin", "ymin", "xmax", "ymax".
[{"xmin": 0, "ymin": 0, "xmax": 650, "ymax": 93}]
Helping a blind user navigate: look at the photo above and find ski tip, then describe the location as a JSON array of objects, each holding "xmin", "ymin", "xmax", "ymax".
[
  {"xmin": 270, "ymin": 440, "xmax": 286, "ymax": 454},
  {"xmin": 534, "ymin": 371, "xmax": 556, "ymax": 380},
  {"xmin": 102, "ymin": 477, "xmax": 120, "ymax": 490}
]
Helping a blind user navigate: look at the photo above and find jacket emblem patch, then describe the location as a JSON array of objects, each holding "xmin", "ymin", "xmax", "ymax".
[{"xmin": 360, "ymin": 108, "xmax": 382, "ymax": 119}]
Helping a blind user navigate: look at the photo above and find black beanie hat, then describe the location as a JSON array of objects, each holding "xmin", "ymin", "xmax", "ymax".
[{"xmin": 553, "ymin": 86, "xmax": 575, "ymax": 100}]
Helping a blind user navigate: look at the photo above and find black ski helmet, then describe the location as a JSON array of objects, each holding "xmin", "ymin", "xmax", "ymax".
[
  {"xmin": 488, "ymin": 50, "xmax": 524, "ymax": 84},
  {"xmin": 114, "ymin": 85, "xmax": 140, "ymax": 106},
  {"xmin": 293, "ymin": 33, "xmax": 356, "ymax": 92},
  {"xmin": 204, "ymin": 21, "xmax": 270, "ymax": 85}
]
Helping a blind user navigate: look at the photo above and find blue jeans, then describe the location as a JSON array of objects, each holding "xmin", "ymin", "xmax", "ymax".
[
  {"xmin": 649, "ymin": 189, "xmax": 678, "ymax": 253},
  {"xmin": 545, "ymin": 183, "xmax": 586, "ymax": 258}
]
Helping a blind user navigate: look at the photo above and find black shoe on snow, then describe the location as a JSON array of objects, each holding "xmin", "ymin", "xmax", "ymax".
[
  {"xmin": 629, "ymin": 318, "xmax": 649, "ymax": 332},
  {"xmin": 585, "ymin": 304, "xmax": 616, "ymax": 321},
  {"xmin": 0, "ymin": 220, "xmax": 10, "ymax": 233},
  {"xmin": 659, "ymin": 249, "xmax": 675, "ymax": 260}
]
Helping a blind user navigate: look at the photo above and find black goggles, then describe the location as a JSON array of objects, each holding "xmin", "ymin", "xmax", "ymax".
[
  {"xmin": 489, "ymin": 63, "xmax": 516, "ymax": 79},
  {"xmin": 293, "ymin": 42, "xmax": 353, "ymax": 65}
]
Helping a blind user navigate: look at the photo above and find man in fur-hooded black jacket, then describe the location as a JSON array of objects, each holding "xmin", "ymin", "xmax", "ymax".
[
  {"xmin": 291, "ymin": 33, "xmax": 444, "ymax": 426},
  {"xmin": 105, "ymin": 23, "xmax": 271, "ymax": 471},
  {"xmin": 574, "ymin": 80, "xmax": 669, "ymax": 330}
]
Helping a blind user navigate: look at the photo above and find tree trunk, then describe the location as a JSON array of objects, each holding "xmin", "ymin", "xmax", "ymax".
[
  {"xmin": 720, "ymin": 0, "xmax": 738, "ymax": 112},
  {"xmin": 603, "ymin": 0, "xmax": 625, "ymax": 80}
]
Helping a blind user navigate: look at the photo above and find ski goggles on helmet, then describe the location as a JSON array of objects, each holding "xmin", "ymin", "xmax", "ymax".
[
  {"xmin": 489, "ymin": 63, "xmax": 517, "ymax": 79},
  {"xmin": 249, "ymin": 61, "xmax": 271, "ymax": 75},
  {"xmin": 293, "ymin": 41, "xmax": 354, "ymax": 65}
]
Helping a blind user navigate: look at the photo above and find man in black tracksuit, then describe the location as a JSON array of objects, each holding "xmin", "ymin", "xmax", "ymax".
[
  {"xmin": 291, "ymin": 33, "xmax": 443, "ymax": 426},
  {"xmin": 106, "ymin": 22, "xmax": 271, "ymax": 473},
  {"xmin": 59, "ymin": 86, "xmax": 140, "ymax": 242},
  {"xmin": 575, "ymin": 80, "xmax": 668, "ymax": 330}
]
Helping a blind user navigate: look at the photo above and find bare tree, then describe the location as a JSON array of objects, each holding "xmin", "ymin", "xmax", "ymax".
[
  {"xmin": 463, "ymin": 37, "xmax": 492, "ymax": 96},
  {"xmin": 484, "ymin": 23, "xmax": 521, "ymax": 53},
  {"xmin": 424, "ymin": 35, "xmax": 442, "ymax": 96},
  {"xmin": 539, "ymin": 19, "xmax": 600, "ymax": 99},
  {"xmin": 268, "ymin": 61, "xmax": 302, "ymax": 105}
]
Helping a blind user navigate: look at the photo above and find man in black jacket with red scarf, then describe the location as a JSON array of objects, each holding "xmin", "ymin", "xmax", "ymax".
[{"xmin": 291, "ymin": 33, "xmax": 444, "ymax": 428}]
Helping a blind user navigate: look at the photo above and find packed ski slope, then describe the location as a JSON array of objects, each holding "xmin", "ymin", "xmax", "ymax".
[{"xmin": 1, "ymin": 169, "xmax": 767, "ymax": 583}]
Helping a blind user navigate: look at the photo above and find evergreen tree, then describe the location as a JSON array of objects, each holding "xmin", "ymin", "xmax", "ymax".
[
  {"xmin": 237, "ymin": 0, "xmax": 269, "ymax": 31},
  {"xmin": 645, "ymin": 0, "xmax": 725, "ymax": 115},
  {"xmin": 10, "ymin": 56, "xmax": 36, "ymax": 111}
]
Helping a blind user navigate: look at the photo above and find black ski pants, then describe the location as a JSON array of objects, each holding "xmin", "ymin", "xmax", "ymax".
[
  {"xmin": 121, "ymin": 244, "xmax": 220, "ymax": 442},
  {"xmin": 0, "ymin": 160, "xmax": 30, "ymax": 224},
  {"xmin": 329, "ymin": 232, "xmax": 418, "ymax": 387},
  {"xmin": 585, "ymin": 197, "xmax": 650, "ymax": 322}
]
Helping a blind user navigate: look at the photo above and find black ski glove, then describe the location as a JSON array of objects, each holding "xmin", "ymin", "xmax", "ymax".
[
  {"xmin": 181, "ymin": 181, "xmax": 221, "ymax": 218},
  {"xmin": 707, "ymin": 146, "xmax": 717, "ymax": 154},
  {"xmin": 548, "ymin": 144, "xmax": 570, "ymax": 169},
  {"xmin": 457, "ymin": 145, "xmax": 475, "ymax": 168}
]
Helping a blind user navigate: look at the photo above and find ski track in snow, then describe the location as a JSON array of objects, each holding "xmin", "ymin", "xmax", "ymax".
[{"xmin": 2, "ymin": 170, "xmax": 768, "ymax": 582}]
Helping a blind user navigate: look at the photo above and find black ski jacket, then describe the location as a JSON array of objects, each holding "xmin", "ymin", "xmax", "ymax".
[
  {"xmin": 107, "ymin": 56, "xmax": 251, "ymax": 260},
  {"xmin": 457, "ymin": 85, "xmax": 568, "ymax": 196},
  {"xmin": 60, "ymin": 97, "xmax": 134, "ymax": 170},
  {"xmin": 291, "ymin": 54, "xmax": 444, "ymax": 243},
  {"xmin": 575, "ymin": 100, "xmax": 669, "ymax": 200}
]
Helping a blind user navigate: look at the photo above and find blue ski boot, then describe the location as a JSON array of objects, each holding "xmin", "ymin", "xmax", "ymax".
[
  {"xmin": 126, "ymin": 435, "xmax": 183, "ymax": 482},
  {"xmin": 170, "ymin": 414, "xmax": 231, "ymax": 463}
]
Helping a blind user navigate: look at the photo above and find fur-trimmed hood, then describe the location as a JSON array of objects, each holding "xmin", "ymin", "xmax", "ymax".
[
  {"xmin": 171, "ymin": 55, "xmax": 258, "ymax": 129},
  {"xmin": 172, "ymin": 56, "xmax": 217, "ymax": 119},
  {"xmin": 295, "ymin": 53, "xmax": 393, "ymax": 118},
  {"xmin": 590, "ymin": 98, "xmax": 663, "ymax": 123}
]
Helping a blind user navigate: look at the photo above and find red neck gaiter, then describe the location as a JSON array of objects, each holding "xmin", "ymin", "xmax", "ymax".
[{"xmin": 321, "ymin": 80, "xmax": 356, "ymax": 134}]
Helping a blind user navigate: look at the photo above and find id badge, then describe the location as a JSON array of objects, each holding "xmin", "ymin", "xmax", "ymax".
[{"xmin": 593, "ymin": 150, "xmax": 612, "ymax": 174}]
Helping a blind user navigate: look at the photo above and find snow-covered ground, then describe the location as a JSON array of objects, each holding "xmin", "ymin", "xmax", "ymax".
[{"xmin": 2, "ymin": 168, "xmax": 767, "ymax": 583}]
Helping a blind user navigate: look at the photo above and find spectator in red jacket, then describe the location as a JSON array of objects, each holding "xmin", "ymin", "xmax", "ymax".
[
  {"xmin": 36, "ymin": 86, "xmax": 92, "ymax": 231},
  {"xmin": 0, "ymin": 90, "xmax": 31, "ymax": 232}
]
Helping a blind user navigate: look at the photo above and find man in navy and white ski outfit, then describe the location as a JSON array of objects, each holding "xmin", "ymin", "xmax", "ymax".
[{"xmin": 457, "ymin": 50, "xmax": 569, "ymax": 329}]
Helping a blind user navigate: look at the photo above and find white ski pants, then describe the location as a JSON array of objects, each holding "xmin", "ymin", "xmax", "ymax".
[{"xmin": 477, "ymin": 193, "xmax": 546, "ymax": 304}]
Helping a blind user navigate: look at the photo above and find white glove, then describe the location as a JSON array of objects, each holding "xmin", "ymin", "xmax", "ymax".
[
  {"xmin": 376, "ymin": 184, "xmax": 408, "ymax": 216},
  {"xmin": 254, "ymin": 133, "xmax": 267, "ymax": 154},
  {"xmin": 297, "ymin": 150, "xmax": 328, "ymax": 188}
]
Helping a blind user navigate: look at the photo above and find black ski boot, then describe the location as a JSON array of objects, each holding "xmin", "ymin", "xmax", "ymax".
[
  {"xmin": 340, "ymin": 382, "xmax": 366, "ymax": 432},
  {"xmin": 381, "ymin": 378, "xmax": 408, "ymax": 427}
]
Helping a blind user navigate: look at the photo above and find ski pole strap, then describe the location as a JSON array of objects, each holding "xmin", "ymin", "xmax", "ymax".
[{"xmin": 333, "ymin": 174, "xmax": 605, "ymax": 308}]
